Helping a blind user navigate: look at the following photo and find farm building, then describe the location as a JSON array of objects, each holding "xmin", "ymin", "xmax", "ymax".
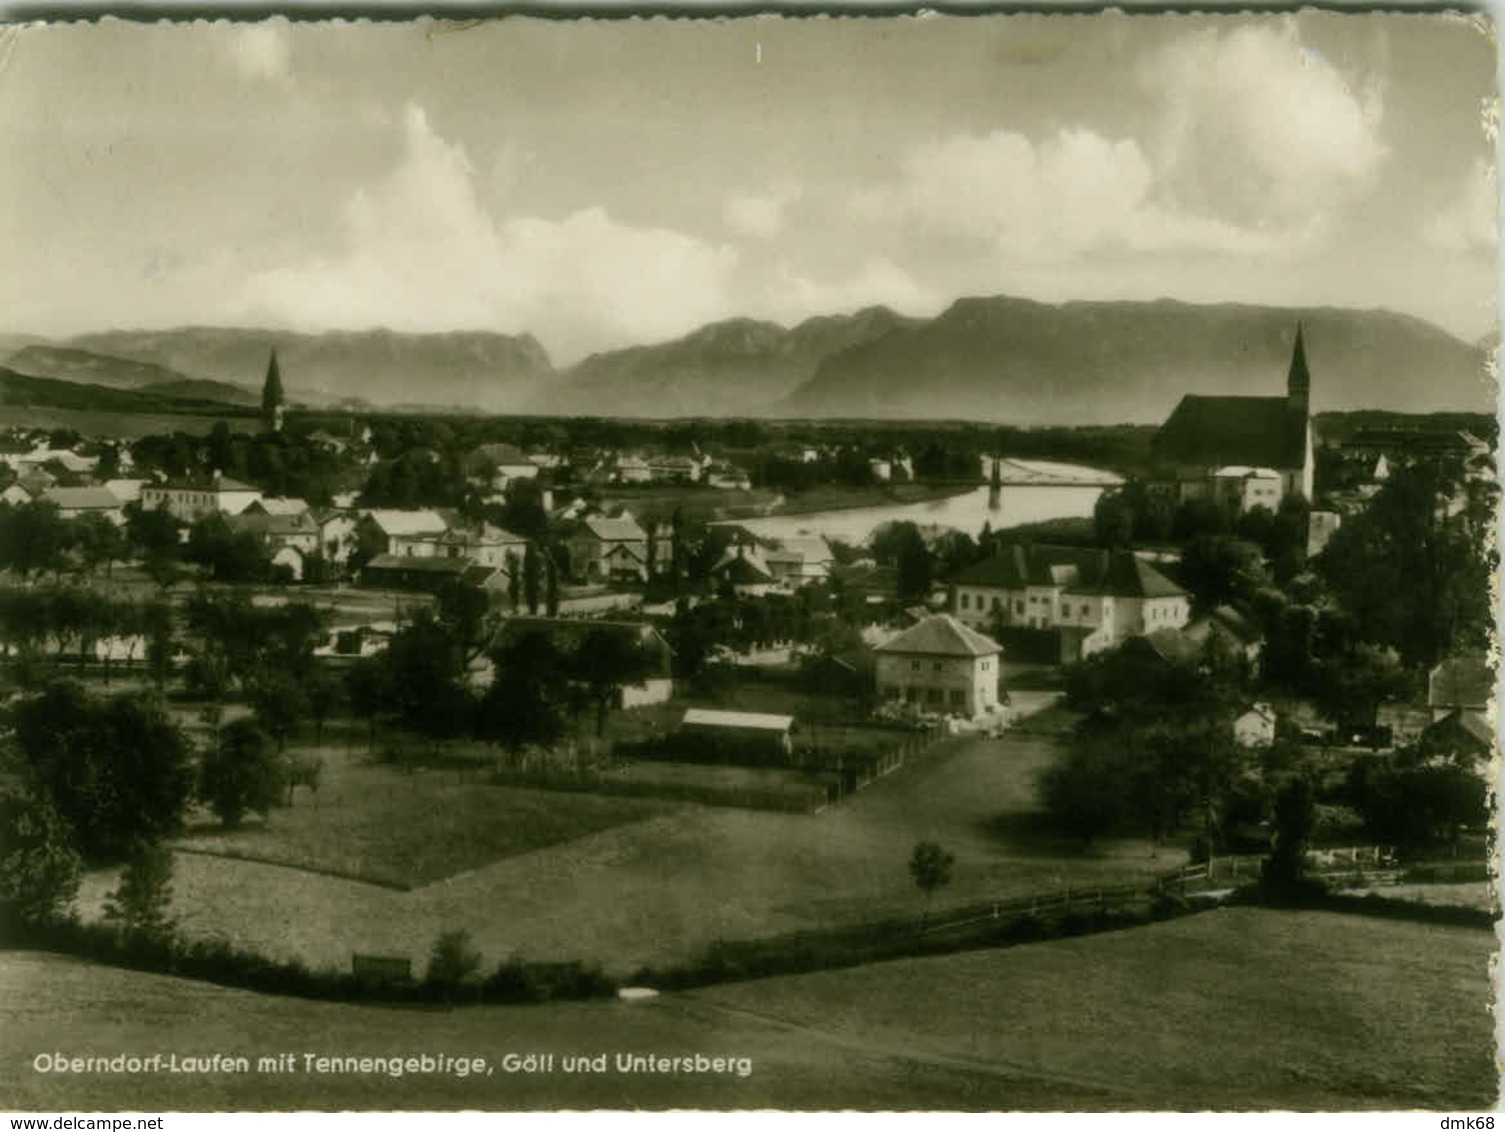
[{"xmin": 678, "ymin": 708, "xmax": 795, "ymax": 764}]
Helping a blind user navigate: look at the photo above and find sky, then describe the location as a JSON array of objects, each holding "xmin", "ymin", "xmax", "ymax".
[{"xmin": 0, "ymin": 12, "xmax": 1496, "ymax": 364}]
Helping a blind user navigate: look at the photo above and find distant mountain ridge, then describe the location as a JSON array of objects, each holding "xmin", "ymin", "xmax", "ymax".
[
  {"xmin": 46, "ymin": 327, "xmax": 556, "ymax": 414},
  {"xmin": 540, "ymin": 306, "xmax": 919, "ymax": 418},
  {"xmin": 5, "ymin": 297, "xmax": 1491, "ymax": 423},
  {"xmin": 781, "ymin": 297, "xmax": 1493, "ymax": 423}
]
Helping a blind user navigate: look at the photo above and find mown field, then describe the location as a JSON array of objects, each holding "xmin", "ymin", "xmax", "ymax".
[
  {"xmin": 2, "ymin": 907, "xmax": 1492, "ymax": 1110},
  {"xmin": 78, "ymin": 726, "xmax": 1180, "ymax": 975}
]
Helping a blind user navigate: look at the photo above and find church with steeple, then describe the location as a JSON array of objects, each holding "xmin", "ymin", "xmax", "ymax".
[
  {"xmin": 261, "ymin": 348, "xmax": 285, "ymax": 434},
  {"xmin": 1152, "ymin": 324, "xmax": 1315, "ymax": 508}
]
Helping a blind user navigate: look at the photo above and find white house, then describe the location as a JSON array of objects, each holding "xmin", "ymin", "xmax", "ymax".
[
  {"xmin": 951, "ymin": 545, "xmax": 1189, "ymax": 662},
  {"xmin": 140, "ymin": 473, "xmax": 262, "ymax": 522},
  {"xmin": 1234, "ymin": 704, "xmax": 1278, "ymax": 748},
  {"xmin": 873, "ymin": 614, "xmax": 1003, "ymax": 718},
  {"xmin": 357, "ymin": 509, "xmax": 452, "ymax": 558}
]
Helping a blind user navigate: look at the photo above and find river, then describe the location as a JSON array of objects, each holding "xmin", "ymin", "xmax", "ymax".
[{"xmin": 722, "ymin": 462, "xmax": 1120, "ymax": 545}]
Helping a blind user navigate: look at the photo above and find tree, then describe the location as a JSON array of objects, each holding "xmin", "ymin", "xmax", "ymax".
[
  {"xmin": 425, "ymin": 928, "xmax": 482, "ymax": 1002},
  {"xmin": 0, "ymin": 787, "xmax": 83, "ymax": 925},
  {"xmin": 894, "ymin": 527, "xmax": 933, "ymax": 603},
  {"xmin": 303, "ymin": 666, "xmax": 339, "ymax": 744},
  {"xmin": 1312, "ymin": 643, "xmax": 1410, "ymax": 730},
  {"xmin": 908, "ymin": 841, "xmax": 954, "ymax": 927},
  {"xmin": 478, "ymin": 630, "xmax": 568, "ymax": 754},
  {"xmin": 544, "ymin": 551, "xmax": 560, "ymax": 616},
  {"xmin": 573, "ymin": 628, "xmax": 653, "ymax": 736},
  {"xmin": 436, "ymin": 580, "xmax": 495, "ymax": 664},
  {"xmin": 0, "ymin": 502, "xmax": 70, "ymax": 581},
  {"xmin": 1178, "ymin": 536, "xmax": 1269, "ymax": 612},
  {"xmin": 344, "ymin": 657, "xmax": 391, "ymax": 755},
  {"xmin": 1039, "ymin": 729, "xmax": 1133, "ymax": 845},
  {"xmin": 522, "ymin": 541, "xmax": 541, "ymax": 615},
  {"xmin": 249, "ymin": 671, "xmax": 310, "ymax": 752},
  {"xmin": 1317, "ymin": 459, "xmax": 1495, "ymax": 666},
  {"xmin": 103, "ymin": 844, "xmax": 177, "ymax": 947},
  {"xmin": 199, "ymin": 718, "xmax": 285, "ymax": 829},
  {"xmin": 13, "ymin": 683, "xmax": 195, "ymax": 862},
  {"xmin": 73, "ymin": 512, "xmax": 127, "ymax": 579},
  {"xmin": 381, "ymin": 610, "xmax": 474, "ymax": 739},
  {"xmin": 1261, "ymin": 777, "xmax": 1317, "ymax": 895},
  {"xmin": 142, "ymin": 599, "xmax": 175, "ymax": 695},
  {"xmin": 1093, "ymin": 490, "xmax": 1135, "ymax": 549},
  {"xmin": 125, "ymin": 504, "xmax": 186, "ymax": 591}
]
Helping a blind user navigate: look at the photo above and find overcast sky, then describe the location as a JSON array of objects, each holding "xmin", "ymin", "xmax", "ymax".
[{"xmin": 0, "ymin": 13, "xmax": 1495, "ymax": 363}]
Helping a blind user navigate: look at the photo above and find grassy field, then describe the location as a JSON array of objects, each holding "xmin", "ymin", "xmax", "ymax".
[
  {"xmin": 1, "ymin": 907, "xmax": 1493, "ymax": 1110},
  {"xmin": 170, "ymin": 739, "xmax": 668, "ymax": 889},
  {"xmin": 78, "ymin": 726, "xmax": 1178, "ymax": 975}
]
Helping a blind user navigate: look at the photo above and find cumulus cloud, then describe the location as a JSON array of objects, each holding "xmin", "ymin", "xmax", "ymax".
[
  {"xmin": 227, "ymin": 23, "xmax": 292, "ymax": 83},
  {"xmin": 761, "ymin": 257, "xmax": 940, "ymax": 324},
  {"xmin": 855, "ymin": 126, "xmax": 1294, "ymax": 262},
  {"xmin": 1141, "ymin": 22, "xmax": 1386, "ymax": 226},
  {"xmin": 723, "ymin": 181, "xmax": 802, "ymax": 240},
  {"xmin": 1423, "ymin": 158, "xmax": 1496, "ymax": 253},
  {"xmin": 240, "ymin": 104, "xmax": 740, "ymax": 362}
]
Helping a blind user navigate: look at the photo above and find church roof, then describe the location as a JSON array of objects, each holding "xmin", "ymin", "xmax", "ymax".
[{"xmin": 1154, "ymin": 396, "xmax": 1308, "ymax": 471}]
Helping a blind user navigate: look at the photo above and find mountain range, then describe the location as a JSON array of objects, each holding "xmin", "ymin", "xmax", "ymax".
[{"xmin": 5, "ymin": 297, "xmax": 1493, "ymax": 424}]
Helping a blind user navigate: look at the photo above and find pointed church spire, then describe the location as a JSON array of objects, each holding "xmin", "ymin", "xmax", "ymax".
[
  {"xmin": 1286, "ymin": 322, "xmax": 1311, "ymax": 414},
  {"xmin": 261, "ymin": 348, "xmax": 285, "ymax": 434}
]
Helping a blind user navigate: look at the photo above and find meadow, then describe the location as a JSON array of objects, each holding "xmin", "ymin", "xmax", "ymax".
[
  {"xmin": 77, "ymin": 726, "xmax": 1182, "ymax": 975},
  {"xmin": 1, "ymin": 907, "xmax": 1492, "ymax": 1110}
]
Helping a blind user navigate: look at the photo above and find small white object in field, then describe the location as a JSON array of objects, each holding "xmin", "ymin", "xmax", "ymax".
[{"xmin": 618, "ymin": 986, "xmax": 660, "ymax": 1002}]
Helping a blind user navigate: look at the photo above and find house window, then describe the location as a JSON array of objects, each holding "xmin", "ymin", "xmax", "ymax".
[
  {"xmin": 1014, "ymin": 600, "xmax": 1024, "ymax": 614},
  {"xmin": 911, "ymin": 660, "xmax": 921, "ymax": 672},
  {"xmin": 933, "ymin": 661, "xmax": 944, "ymax": 673},
  {"xmin": 991, "ymin": 597, "xmax": 1001, "ymax": 611},
  {"xmin": 926, "ymin": 688, "xmax": 943, "ymax": 705},
  {"xmin": 960, "ymin": 593, "xmax": 970, "ymax": 610},
  {"xmin": 1060, "ymin": 604, "xmax": 1069, "ymax": 619},
  {"xmin": 905, "ymin": 687, "xmax": 919, "ymax": 703},
  {"xmin": 948, "ymin": 689, "xmax": 965, "ymax": 708},
  {"xmin": 1081, "ymin": 604, "xmax": 1089, "ymax": 616}
]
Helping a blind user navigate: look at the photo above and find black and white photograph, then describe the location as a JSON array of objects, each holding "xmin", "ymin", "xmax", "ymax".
[{"xmin": 0, "ymin": 9, "xmax": 1497, "ymax": 1113}]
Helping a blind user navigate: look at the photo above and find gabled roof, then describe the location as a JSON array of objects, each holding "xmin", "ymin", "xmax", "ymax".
[
  {"xmin": 1185, "ymin": 604, "xmax": 1263, "ymax": 647},
  {"xmin": 874, "ymin": 614, "xmax": 1001, "ymax": 658},
  {"xmin": 471, "ymin": 442, "xmax": 533, "ymax": 467},
  {"xmin": 439, "ymin": 523, "xmax": 527, "ymax": 548},
  {"xmin": 1154, "ymin": 395, "xmax": 1307, "ymax": 471},
  {"xmin": 712, "ymin": 553, "xmax": 774, "ymax": 584},
  {"xmin": 1421, "ymin": 708, "xmax": 1493, "ymax": 753},
  {"xmin": 1428, "ymin": 654, "xmax": 1494, "ymax": 710},
  {"xmin": 364, "ymin": 554, "xmax": 469, "ymax": 574},
  {"xmin": 228, "ymin": 511, "xmax": 319, "ymax": 537},
  {"xmin": 40, "ymin": 486, "xmax": 122, "ymax": 510},
  {"xmin": 952, "ymin": 545, "xmax": 1185, "ymax": 600},
  {"xmin": 362, "ymin": 509, "xmax": 451, "ymax": 537},
  {"xmin": 583, "ymin": 514, "xmax": 647, "ymax": 542},
  {"xmin": 248, "ymin": 497, "xmax": 310, "ymax": 516}
]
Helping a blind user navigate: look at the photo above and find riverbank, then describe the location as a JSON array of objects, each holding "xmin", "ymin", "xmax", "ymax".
[{"xmin": 770, "ymin": 481, "xmax": 976, "ymax": 518}]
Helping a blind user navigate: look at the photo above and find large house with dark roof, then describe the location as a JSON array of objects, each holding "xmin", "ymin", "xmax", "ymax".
[
  {"xmin": 873, "ymin": 614, "xmax": 1003, "ymax": 717},
  {"xmin": 950, "ymin": 544, "xmax": 1188, "ymax": 662},
  {"xmin": 1153, "ymin": 325, "xmax": 1315, "ymax": 505}
]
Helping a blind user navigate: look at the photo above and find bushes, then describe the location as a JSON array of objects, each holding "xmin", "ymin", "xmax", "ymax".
[{"xmin": 2, "ymin": 915, "xmax": 617, "ymax": 1008}]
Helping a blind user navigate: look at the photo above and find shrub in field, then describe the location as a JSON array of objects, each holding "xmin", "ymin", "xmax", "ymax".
[{"xmin": 425, "ymin": 929, "xmax": 484, "ymax": 1001}]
